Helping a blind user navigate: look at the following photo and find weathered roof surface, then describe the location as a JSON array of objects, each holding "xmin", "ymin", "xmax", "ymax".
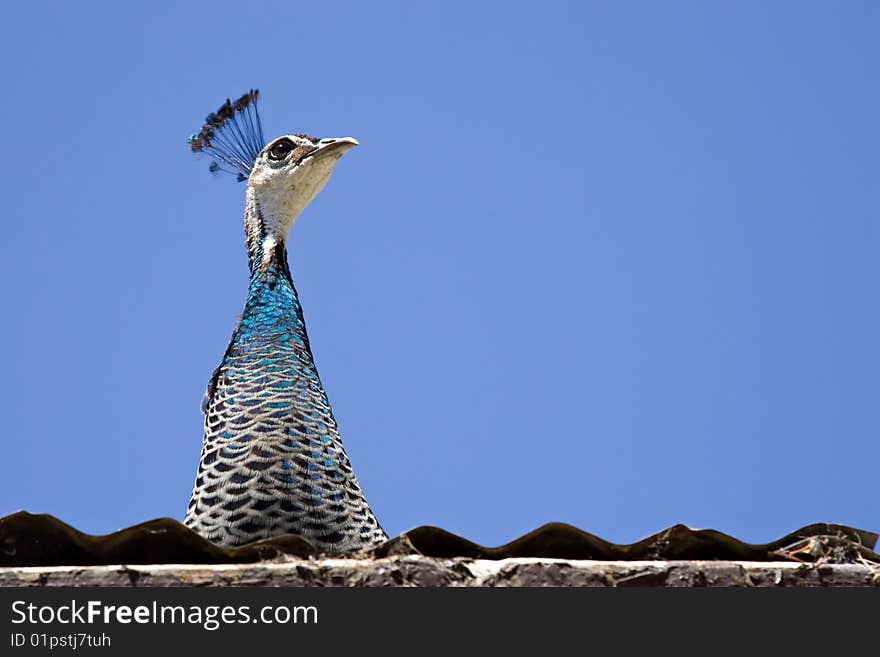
[
  {"xmin": 2, "ymin": 511, "xmax": 877, "ymax": 567},
  {"xmin": 3, "ymin": 559, "xmax": 879, "ymax": 587}
]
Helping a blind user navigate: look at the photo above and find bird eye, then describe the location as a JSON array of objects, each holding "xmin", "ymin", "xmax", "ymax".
[{"xmin": 268, "ymin": 139, "xmax": 294, "ymax": 161}]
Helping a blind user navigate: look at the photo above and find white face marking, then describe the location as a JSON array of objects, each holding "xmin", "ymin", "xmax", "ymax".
[{"xmin": 244, "ymin": 135, "xmax": 358, "ymax": 263}]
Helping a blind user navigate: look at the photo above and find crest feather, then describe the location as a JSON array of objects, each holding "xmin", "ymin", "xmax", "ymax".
[{"xmin": 188, "ymin": 89, "xmax": 265, "ymax": 182}]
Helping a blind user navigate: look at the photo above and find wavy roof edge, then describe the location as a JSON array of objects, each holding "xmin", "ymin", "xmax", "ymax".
[{"xmin": 1, "ymin": 511, "xmax": 877, "ymax": 567}]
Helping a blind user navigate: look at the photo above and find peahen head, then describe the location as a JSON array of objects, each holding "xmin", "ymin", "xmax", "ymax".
[
  {"xmin": 246, "ymin": 133, "xmax": 358, "ymax": 241},
  {"xmin": 189, "ymin": 89, "xmax": 357, "ymax": 258}
]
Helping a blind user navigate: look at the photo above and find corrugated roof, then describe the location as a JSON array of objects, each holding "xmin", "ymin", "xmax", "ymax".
[{"xmin": 1, "ymin": 511, "xmax": 877, "ymax": 567}]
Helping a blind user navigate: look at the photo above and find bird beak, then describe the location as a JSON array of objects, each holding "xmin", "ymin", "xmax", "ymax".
[{"xmin": 315, "ymin": 136, "xmax": 359, "ymax": 157}]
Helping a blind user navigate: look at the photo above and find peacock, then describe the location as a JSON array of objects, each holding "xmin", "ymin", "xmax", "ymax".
[{"xmin": 183, "ymin": 90, "xmax": 387, "ymax": 551}]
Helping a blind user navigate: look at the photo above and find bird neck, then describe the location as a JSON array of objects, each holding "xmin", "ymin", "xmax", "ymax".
[
  {"xmin": 243, "ymin": 185, "xmax": 300, "ymax": 275},
  {"xmin": 237, "ymin": 232, "xmax": 313, "ymax": 359},
  {"xmin": 239, "ymin": 188, "xmax": 316, "ymax": 374},
  {"xmin": 239, "ymin": 198, "xmax": 310, "ymax": 354},
  {"xmin": 248, "ymin": 237, "xmax": 294, "ymax": 287}
]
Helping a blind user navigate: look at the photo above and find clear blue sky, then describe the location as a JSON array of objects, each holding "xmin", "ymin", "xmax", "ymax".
[{"xmin": 1, "ymin": 1, "xmax": 876, "ymax": 547}]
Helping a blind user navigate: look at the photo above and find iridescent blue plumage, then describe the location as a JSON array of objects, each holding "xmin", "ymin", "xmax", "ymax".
[{"xmin": 186, "ymin": 247, "xmax": 385, "ymax": 549}]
